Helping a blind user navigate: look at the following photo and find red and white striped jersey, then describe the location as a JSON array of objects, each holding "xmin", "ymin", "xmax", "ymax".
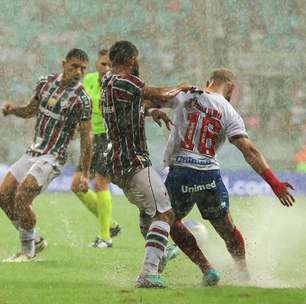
[
  {"xmin": 28, "ymin": 73, "xmax": 91, "ymax": 164},
  {"xmin": 102, "ymin": 73, "xmax": 151, "ymax": 178}
]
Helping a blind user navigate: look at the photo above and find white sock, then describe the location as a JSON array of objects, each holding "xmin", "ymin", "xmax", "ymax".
[
  {"xmin": 19, "ymin": 227, "xmax": 36, "ymax": 257},
  {"xmin": 142, "ymin": 220, "xmax": 170, "ymax": 276},
  {"xmin": 34, "ymin": 230, "xmax": 42, "ymax": 243}
]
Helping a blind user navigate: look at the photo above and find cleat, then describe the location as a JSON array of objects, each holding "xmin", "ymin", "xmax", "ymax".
[
  {"xmin": 158, "ymin": 244, "xmax": 180, "ymax": 273},
  {"xmin": 3, "ymin": 253, "xmax": 37, "ymax": 263},
  {"xmin": 35, "ymin": 237, "xmax": 48, "ymax": 254},
  {"xmin": 135, "ymin": 274, "xmax": 167, "ymax": 288},
  {"xmin": 90, "ymin": 237, "xmax": 112, "ymax": 248},
  {"xmin": 110, "ymin": 224, "xmax": 122, "ymax": 238},
  {"xmin": 203, "ymin": 268, "xmax": 220, "ymax": 286}
]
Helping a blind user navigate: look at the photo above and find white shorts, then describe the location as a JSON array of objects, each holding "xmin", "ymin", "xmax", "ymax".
[
  {"xmin": 9, "ymin": 153, "xmax": 63, "ymax": 191},
  {"xmin": 123, "ymin": 167, "xmax": 172, "ymax": 217}
]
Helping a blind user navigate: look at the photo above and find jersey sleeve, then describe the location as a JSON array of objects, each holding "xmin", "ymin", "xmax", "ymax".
[
  {"xmin": 224, "ymin": 104, "xmax": 248, "ymax": 140},
  {"xmin": 79, "ymin": 92, "xmax": 92, "ymax": 121},
  {"xmin": 32, "ymin": 76, "xmax": 48, "ymax": 100}
]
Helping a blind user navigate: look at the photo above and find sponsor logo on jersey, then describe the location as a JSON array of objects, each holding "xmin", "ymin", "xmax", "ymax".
[
  {"xmin": 181, "ymin": 180, "xmax": 216, "ymax": 193},
  {"xmin": 176, "ymin": 155, "xmax": 212, "ymax": 166}
]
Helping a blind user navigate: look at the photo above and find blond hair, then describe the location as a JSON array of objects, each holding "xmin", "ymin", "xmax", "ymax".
[{"xmin": 208, "ymin": 69, "xmax": 236, "ymax": 84}]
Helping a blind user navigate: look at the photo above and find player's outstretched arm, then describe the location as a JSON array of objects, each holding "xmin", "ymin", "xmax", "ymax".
[
  {"xmin": 2, "ymin": 97, "xmax": 39, "ymax": 118},
  {"xmin": 231, "ymin": 136, "xmax": 295, "ymax": 207},
  {"xmin": 78, "ymin": 120, "xmax": 92, "ymax": 193},
  {"xmin": 143, "ymin": 82, "xmax": 192, "ymax": 105}
]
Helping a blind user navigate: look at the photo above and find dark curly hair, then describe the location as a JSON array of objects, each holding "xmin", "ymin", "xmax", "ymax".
[{"xmin": 109, "ymin": 41, "xmax": 138, "ymax": 66}]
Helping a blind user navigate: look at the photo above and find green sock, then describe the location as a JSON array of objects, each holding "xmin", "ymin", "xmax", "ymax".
[
  {"xmin": 75, "ymin": 190, "xmax": 98, "ymax": 216},
  {"xmin": 96, "ymin": 190, "xmax": 112, "ymax": 241}
]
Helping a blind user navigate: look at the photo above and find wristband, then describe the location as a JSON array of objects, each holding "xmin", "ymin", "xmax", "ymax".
[
  {"xmin": 261, "ymin": 169, "xmax": 279, "ymax": 186},
  {"xmin": 261, "ymin": 169, "xmax": 285, "ymax": 195}
]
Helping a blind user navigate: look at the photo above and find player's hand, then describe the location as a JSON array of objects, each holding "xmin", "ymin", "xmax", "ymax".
[
  {"xmin": 178, "ymin": 81, "xmax": 196, "ymax": 93},
  {"xmin": 78, "ymin": 175, "xmax": 89, "ymax": 193},
  {"xmin": 2, "ymin": 103, "xmax": 14, "ymax": 116},
  {"xmin": 151, "ymin": 109, "xmax": 174, "ymax": 131},
  {"xmin": 272, "ymin": 182, "xmax": 295, "ymax": 207},
  {"xmin": 178, "ymin": 80, "xmax": 190, "ymax": 88},
  {"xmin": 164, "ymin": 83, "xmax": 193, "ymax": 99}
]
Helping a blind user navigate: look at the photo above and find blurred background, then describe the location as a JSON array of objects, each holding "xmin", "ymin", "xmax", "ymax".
[{"xmin": 1, "ymin": 0, "xmax": 306, "ymax": 171}]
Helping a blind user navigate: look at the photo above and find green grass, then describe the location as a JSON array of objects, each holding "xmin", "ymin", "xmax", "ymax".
[{"xmin": 0, "ymin": 193, "xmax": 306, "ymax": 304}]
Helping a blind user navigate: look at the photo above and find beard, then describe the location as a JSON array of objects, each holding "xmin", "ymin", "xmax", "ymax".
[
  {"xmin": 225, "ymin": 88, "xmax": 234, "ymax": 102},
  {"xmin": 132, "ymin": 64, "xmax": 139, "ymax": 77},
  {"xmin": 225, "ymin": 94, "xmax": 232, "ymax": 102}
]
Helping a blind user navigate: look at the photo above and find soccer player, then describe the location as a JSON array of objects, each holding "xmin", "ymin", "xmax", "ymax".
[
  {"xmin": 71, "ymin": 49, "xmax": 121, "ymax": 249},
  {"xmin": 0, "ymin": 48, "xmax": 92, "ymax": 262},
  {"xmin": 159, "ymin": 69, "xmax": 295, "ymax": 285},
  {"xmin": 102, "ymin": 40, "xmax": 187, "ymax": 288}
]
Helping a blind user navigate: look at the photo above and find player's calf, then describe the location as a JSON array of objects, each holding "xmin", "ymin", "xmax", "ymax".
[
  {"xmin": 142, "ymin": 220, "xmax": 170, "ymax": 276},
  {"xmin": 211, "ymin": 216, "xmax": 250, "ymax": 281},
  {"xmin": 170, "ymin": 220, "xmax": 213, "ymax": 274}
]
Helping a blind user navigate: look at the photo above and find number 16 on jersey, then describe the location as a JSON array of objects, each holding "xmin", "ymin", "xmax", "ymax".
[{"xmin": 181, "ymin": 112, "xmax": 222, "ymax": 157}]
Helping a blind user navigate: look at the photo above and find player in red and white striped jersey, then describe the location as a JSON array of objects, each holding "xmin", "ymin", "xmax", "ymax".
[
  {"xmin": 0, "ymin": 48, "xmax": 92, "ymax": 262},
  {"xmin": 102, "ymin": 41, "xmax": 188, "ymax": 288}
]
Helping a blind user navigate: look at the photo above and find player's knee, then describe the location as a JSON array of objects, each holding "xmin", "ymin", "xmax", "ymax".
[
  {"xmin": 95, "ymin": 174, "xmax": 110, "ymax": 191},
  {"xmin": 14, "ymin": 189, "xmax": 27, "ymax": 207},
  {"xmin": 167, "ymin": 209, "xmax": 175, "ymax": 225},
  {"xmin": 0, "ymin": 183, "xmax": 16, "ymax": 206},
  {"xmin": 71, "ymin": 182, "xmax": 78, "ymax": 193},
  {"xmin": 95, "ymin": 183, "xmax": 108, "ymax": 192},
  {"xmin": 155, "ymin": 208, "xmax": 175, "ymax": 226},
  {"xmin": 15, "ymin": 183, "xmax": 39, "ymax": 207},
  {"xmin": 71, "ymin": 174, "xmax": 81, "ymax": 193},
  {"xmin": 71, "ymin": 179, "xmax": 80, "ymax": 193},
  {"xmin": 139, "ymin": 211, "xmax": 152, "ymax": 238}
]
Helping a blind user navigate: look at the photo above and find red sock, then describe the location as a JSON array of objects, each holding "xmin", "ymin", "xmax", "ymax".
[
  {"xmin": 170, "ymin": 220, "xmax": 211, "ymax": 273},
  {"xmin": 224, "ymin": 227, "xmax": 245, "ymax": 261}
]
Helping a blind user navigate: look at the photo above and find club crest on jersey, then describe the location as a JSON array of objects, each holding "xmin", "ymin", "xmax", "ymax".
[{"xmin": 47, "ymin": 97, "xmax": 58, "ymax": 109}]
